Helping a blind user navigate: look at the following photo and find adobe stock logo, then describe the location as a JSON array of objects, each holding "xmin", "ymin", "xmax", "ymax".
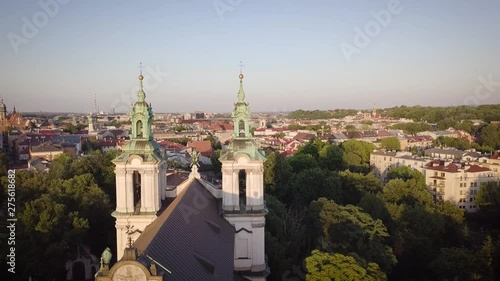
[
  {"xmin": 213, "ymin": 0, "xmax": 244, "ymax": 21},
  {"xmin": 463, "ymin": 74, "xmax": 500, "ymax": 106},
  {"xmin": 7, "ymin": 0, "xmax": 71, "ymax": 54},
  {"xmin": 339, "ymin": 0, "xmax": 410, "ymax": 63}
]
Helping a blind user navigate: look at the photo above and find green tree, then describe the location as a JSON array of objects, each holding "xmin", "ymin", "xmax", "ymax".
[
  {"xmin": 210, "ymin": 149, "xmax": 222, "ymax": 174},
  {"xmin": 265, "ymin": 194, "xmax": 308, "ymax": 280},
  {"xmin": 341, "ymin": 140, "xmax": 375, "ymax": 173},
  {"xmin": 284, "ymin": 169, "xmax": 342, "ymax": 209},
  {"xmin": 386, "ymin": 166, "xmax": 424, "ymax": 183},
  {"xmin": 0, "ymin": 149, "xmax": 8, "ymax": 177},
  {"xmin": 296, "ymin": 142, "xmax": 319, "ymax": 159},
  {"xmin": 287, "ymin": 153, "xmax": 318, "ymax": 174},
  {"xmin": 204, "ymin": 134, "xmax": 222, "ymax": 150},
  {"xmin": 380, "ymin": 137, "xmax": 400, "ymax": 151},
  {"xmin": 63, "ymin": 123, "xmax": 76, "ymax": 134},
  {"xmin": 339, "ymin": 170, "xmax": 382, "ymax": 204},
  {"xmin": 82, "ymin": 138, "xmax": 102, "ymax": 153},
  {"xmin": 383, "ymin": 178, "xmax": 433, "ymax": 207},
  {"xmin": 480, "ymin": 124, "xmax": 500, "ymax": 149},
  {"xmin": 308, "ymin": 198, "xmax": 396, "ymax": 273},
  {"xmin": 48, "ymin": 153, "xmax": 75, "ymax": 179},
  {"xmin": 306, "ymin": 250, "xmax": 387, "ymax": 281},
  {"xmin": 474, "ymin": 181, "xmax": 500, "ymax": 229},
  {"xmin": 429, "ymin": 248, "xmax": 482, "ymax": 281},
  {"xmin": 345, "ymin": 124, "xmax": 357, "ymax": 132},
  {"xmin": 3, "ymin": 172, "xmax": 113, "ymax": 281},
  {"xmin": 318, "ymin": 144, "xmax": 344, "ymax": 171}
]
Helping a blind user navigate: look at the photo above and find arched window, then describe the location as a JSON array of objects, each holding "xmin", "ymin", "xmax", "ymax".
[
  {"xmin": 72, "ymin": 261, "xmax": 85, "ymax": 281},
  {"xmin": 238, "ymin": 170, "xmax": 246, "ymax": 210},
  {"xmin": 238, "ymin": 120, "xmax": 245, "ymax": 137},
  {"xmin": 133, "ymin": 171, "xmax": 141, "ymax": 211},
  {"xmin": 136, "ymin": 120, "xmax": 143, "ymax": 137}
]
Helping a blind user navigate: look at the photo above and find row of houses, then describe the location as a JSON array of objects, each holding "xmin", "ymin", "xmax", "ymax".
[{"xmin": 370, "ymin": 148, "xmax": 500, "ymax": 211}]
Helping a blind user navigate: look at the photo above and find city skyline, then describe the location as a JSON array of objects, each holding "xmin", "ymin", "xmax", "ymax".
[{"xmin": 1, "ymin": 0, "xmax": 499, "ymax": 113}]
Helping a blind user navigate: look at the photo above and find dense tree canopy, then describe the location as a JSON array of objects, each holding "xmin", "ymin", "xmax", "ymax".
[
  {"xmin": 380, "ymin": 137, "xmax": 401, "ymax": 151},
  {"xmin": 308, "ymin": 198, "xmax": 396, "ymax": 273},
  {"xmin": 0, "ymin": 150, "xmax": 118, "ymax": 281},
  {"xmin": 306, "ymin": 250, "xmax": 387, "ymax": 281}
]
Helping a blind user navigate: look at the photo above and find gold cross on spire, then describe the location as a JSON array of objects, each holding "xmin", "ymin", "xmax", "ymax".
[
  {"xmin": 238, "ymin": 61, "xmax": 245, "ymax": 74},
  {"xmin": 238, "ymin": 61, "xmax": 245, "ymax": 80}
]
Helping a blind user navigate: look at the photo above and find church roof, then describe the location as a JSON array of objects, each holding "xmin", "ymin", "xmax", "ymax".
[{"xmin": 133, "ymin": 179, "xmax": 235, "ymax": 281}]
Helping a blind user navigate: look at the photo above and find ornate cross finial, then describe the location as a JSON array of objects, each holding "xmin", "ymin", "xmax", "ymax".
[
  {"xmin": 189, "ymin": 149, "xmax": 200, "ymax": 168},
  {"xmin": 139, "ymin": 62, "xmax": 143, "ymax": 76},
  {"xmin": 238, "ymin": 61, "xmax": 245, "ymax": 81},
  {"xmin": 124, "ymin": 220, "xmax": 141, "ymax": 248}
]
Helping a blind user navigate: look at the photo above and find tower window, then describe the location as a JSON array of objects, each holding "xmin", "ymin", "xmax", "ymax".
[
  {"xmin": 133, "ymin": 171, "xmax": 141, "ymax": 210},
  {"xmin": 136, "ymin": 120, "xmax": 143, "ymax": 137},
  {"xmin": 238, "ymin": 170, "xmax": 246, "ymax": 210},
  {"xmin": 238, "ymin": 120, "xmax": 245, "ymax": 137}
]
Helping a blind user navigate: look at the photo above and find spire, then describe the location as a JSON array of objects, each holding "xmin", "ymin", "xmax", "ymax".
[
  {"xmin": 137, "ymin": 62, "xmax": 146, "ymax": 102},
  {"xmin": 237, "ymin": 61, "xmax": 245, "ymax": 102},
  {"xmin": 13, "ymin": 106, "xmax": 16, "ymax": 114},
  {"xmin": 232, "ymin": 62, "xmax": 251, "ymax": 138}
]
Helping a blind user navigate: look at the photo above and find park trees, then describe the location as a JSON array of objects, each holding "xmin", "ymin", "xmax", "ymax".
[
  {"xmin": 306, "ymin": 250, "xmax": 387, "ymax": 281},
  {"xmin": 380, "ymin": 137, "xmax": 401, "ymax": 151},
  {"xmin": 308, "ymin": 198, "xmax": 396, "ymax": 274}
]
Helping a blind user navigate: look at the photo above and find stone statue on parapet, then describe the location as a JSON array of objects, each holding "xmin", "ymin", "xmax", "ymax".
[{"xmin": 97, "ymin": 247, "xmax": 112, "ymax": 276}]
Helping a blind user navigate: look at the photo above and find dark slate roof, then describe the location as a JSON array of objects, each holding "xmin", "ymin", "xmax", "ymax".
[
  {"xmin": 52, "ymin": 135, "xmax": 82, "ymax": 144},
  {"xmin": 134, "ymin": 179, "xmax": 235, "ymax": 281}
]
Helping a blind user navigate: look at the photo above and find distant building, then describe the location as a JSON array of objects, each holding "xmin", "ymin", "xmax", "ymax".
[
  {"xmin": 183, "ymin": 112, "xmax": 192, "ymax": 120},
  {"xmin": 425, "ymin": 148, "xmax": 465, "ymax": 160},
  {"xmin": 0, "ymin": 99, "xmax": 28, "ymax": 132},
  {"xmin": 194, "ymin": 111, "xmax": 205, "ymax": 119}
]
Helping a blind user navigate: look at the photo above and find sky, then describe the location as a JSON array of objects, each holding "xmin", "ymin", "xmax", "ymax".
[{"xmin": 1, "ymin": 0, "xmax": 499, "ymax": 113}]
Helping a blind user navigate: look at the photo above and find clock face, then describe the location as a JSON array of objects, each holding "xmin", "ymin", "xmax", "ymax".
[{"xmin": 112, "ymin": 265, "xmax": 146, "ymax": 281}]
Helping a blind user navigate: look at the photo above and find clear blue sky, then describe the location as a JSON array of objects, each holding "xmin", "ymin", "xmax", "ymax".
[{"xmin": 1, "ymin": 0, "xmax": 499, "ymax": 113}]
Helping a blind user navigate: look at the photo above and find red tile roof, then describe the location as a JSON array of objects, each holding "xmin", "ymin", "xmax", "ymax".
[
  {"xmin": 465, "ymin": 165, "xmax": 491, "ymax": 173},
  {"xmin": 187, "ymin": 141, "xmax": 213, "ymax": 156},
  {"xmin": 426, "ymin": 163, "xmax": 459, "ymax": 173}
]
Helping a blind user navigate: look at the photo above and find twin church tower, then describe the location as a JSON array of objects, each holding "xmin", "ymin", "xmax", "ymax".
[{"xmin": 110, "ymin": 68, "xmax": 267, "ymax": 280}]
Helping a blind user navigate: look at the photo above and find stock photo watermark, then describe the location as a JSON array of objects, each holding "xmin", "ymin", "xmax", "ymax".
[
  {"xmin": 339, "ymin": 0, "xmax": 410, "ymax": 63},
  {"xmin": 6, "ymin": 169, "xmax": 17, "ymax": 274},
  {"xmin": 213, "ymin": 0, "xmax": 244, "ymax": 21},
  {"xmin": 7, "ymin": 0, "xmax": 71, "ymax": 54},
  {"xmin": 464, "ymin": 74, "xmax": 500, "ymax": 106},
  {"xmin": 110, "ymin": 64, "xmax": 169, "ymax": 113}
]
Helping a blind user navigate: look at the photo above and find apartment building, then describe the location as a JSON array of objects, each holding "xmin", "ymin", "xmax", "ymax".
[
  {"xmin": 370, "ymin": 150, "xmax": 429, "ymax": 184},
  {"xmin": 426, "ymin": 161, "xmax": 498, "ymax": 212}
]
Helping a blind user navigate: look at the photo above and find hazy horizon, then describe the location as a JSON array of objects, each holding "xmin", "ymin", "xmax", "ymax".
[{"xmin": 1, "ymin": 0, "xmax": 499, "ymax": 113}]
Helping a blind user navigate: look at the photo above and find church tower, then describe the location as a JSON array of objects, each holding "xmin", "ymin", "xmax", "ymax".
[
  {"xmin": 0, "ymin": 98, "xmax": 6, "ymax": 122},
  {"xmin": 88, "ymin": 112, "xmax": 96, "ymax": 134},
  {"xmin": 112, "ymin": 69, "xmax": 167, "ymax": 260},
  {"xmin": 220, "ymin": 69, "xmax": 268, "ymax": 277}
]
